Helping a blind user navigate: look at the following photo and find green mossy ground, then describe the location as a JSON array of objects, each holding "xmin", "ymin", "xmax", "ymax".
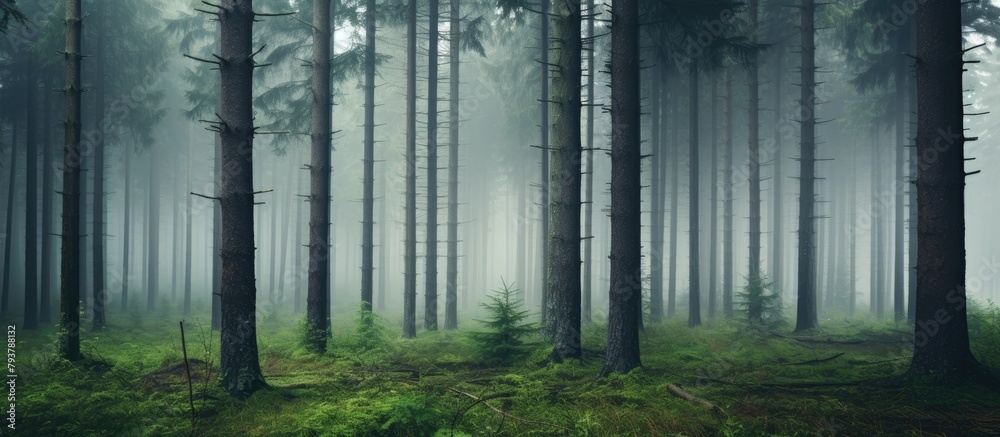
[{"xmin": 11, "ymin": 298, "xmax": 1000, "ymax": 436}]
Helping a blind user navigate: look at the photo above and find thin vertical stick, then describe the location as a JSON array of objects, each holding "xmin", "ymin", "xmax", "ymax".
[{"xmin": 179, "ymin": 321, "xmax": 195, "ymax": 433}]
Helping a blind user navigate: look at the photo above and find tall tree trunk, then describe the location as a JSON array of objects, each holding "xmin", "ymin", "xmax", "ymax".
[
  {"xmin": 688, "ymin": 62, "xmax": 701, "ymax": 328},
  {"xmin": 91, "ymin": 6, "xmax": 106, "ymax": 329},
  {"xmin": 708, "ymin": 72, "xmax": 718, "ymax": 319},
  {"xmin": 539, "ymin": 0, "xmax": 552, "ymax": 337},
  {"xmin": 549, "ymin": 0, "xmax": 582, "ymax": 361},
  {"xmin": 771, "ymin": 49, "xmax": 784, "ymax": 301},
  {"xmin": 59, "ymin": 0, "xmax": 83, "ymax": 361},
  {"xmin": 307, "ymin": 0, "xmax": 332, "ymax": 351},
  {"xmin": 876, "ymin": 131, "xmax": 886, "ymax": 318},
  {"xmin": 722, "ymin": 68, "xmax": 734, "ymax": 319},
  {"xmin": 649, "ymin": 63, "xmax": 664, "ymax": 324},
  {"xmin": 146, "ymin": 145, "xmax": 159, "ymax": 312},
  {"xmin": 121, "ymin": 142, "xmax": 130, "ymax": 313},
  {"xmin": 794, "ymin": 0, "xmax": 818, "ymax": 332},
  {"xmin": 276, "ymin": 167, "xmax": 289, "ymax": 305},
  {"xmin": 849, "ymin": 143, "xmax": 857, "ymax": 316},
  {"xmin": 444, "ymin": 0, "xmax": 460, "ymax": 330},
  {"xmin": 602, "ymin": 0, "xmax": 641, "ymax": 375},
  {"xmin": 869, "ymin": 130, "xmax": 878, "ymax": 315},
  {"xmin": 361, "ymin": 0, "xmax": 376, "ymax": 312},
  {"xmin": 41, "ymin": 79, "xmax": 54, "ymax": 322},
  {"xmin": 268, "ymin": 166, "xmax": 278, "ymax": 301},
  {"xmin": 668, "ymin": 71, "xmax": 679, "ymax": 319},
  {"xmin": 212, "ymin": 133, "xmax": 222, "ymax": 330},
  {"xmin": 893, "ymin": 63, "xmax": 906, "ymax": 322},
  {"xmin": 909, "ymin": 0, "xmax": 980, "ymax": 377},
  {"xmin": 581, "ymin": 0, "xmax": 595, "ymax": 325},
  {"xmin": 1, "ymin": 119, "xmax": 14, "ymax": 317},
  {"xmin": 25, "ymin": 79, "xmax": 39, "ymax": 330},
  {"xmin": 425, "ymin": 0, "xmax": 440, "ymax": 330},
  {"xmin": 217, "ymin": 0, "xmax": 267, "ymax": 398},
  {"xmin": 184, "ymin": 129, "xmax": 193, "ymax": 316},
  {"xmin": 377, "ymin": 151, "xmax": 387, "ymax": 312},
  {"xmin": 402, "ymin": 0, "xmax": 418, "ymax": 338},
  {"xmin": 294, "ymin": 147, "xmax": 304, "ymax": 314},
  {"xmin": 747, "ymin": 0, "xmax": 762, "ymax": 309},
  {"xmin": 79, "ymin": 138, "xmax": 89, "ymax": 317}
]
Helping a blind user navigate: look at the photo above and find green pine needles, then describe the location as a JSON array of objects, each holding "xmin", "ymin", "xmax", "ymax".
[
  {"xmin": 737, "ymin": 273, "xmax": 782, "ymax": 326},
  {"xmin": 472, "ymin": 280, "xmax": 535, "ymax": 363}
]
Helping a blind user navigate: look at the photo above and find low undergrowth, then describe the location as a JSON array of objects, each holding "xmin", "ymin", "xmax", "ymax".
[{"xmin": 11, "ymin": 298, "xmax": 1000, "ymax": 436}]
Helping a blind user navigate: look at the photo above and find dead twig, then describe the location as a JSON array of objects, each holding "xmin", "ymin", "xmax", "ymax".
[
  {"xmin": 449, "ymin": 388, "xmax": 573, "ymax": 431},
  {"xmin": 666, "ymin": 383, "xmax": 722, "ymax": 413}
]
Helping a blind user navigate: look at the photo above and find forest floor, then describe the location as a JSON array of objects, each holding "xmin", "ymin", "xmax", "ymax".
[{"xmin": 11, "ymin": 299, "xmax": 1000, "ymax": 436}]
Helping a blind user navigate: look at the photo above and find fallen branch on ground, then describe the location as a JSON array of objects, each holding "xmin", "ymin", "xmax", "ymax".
[
  {"xmin": 783, "ymin": 353, "xmax": 845, "ymax": 366},
  {"xmin": 697, "ymin": 376, "xmax": 873, "ymax": 388},
  {"xmin": 449, "ymin": 388, "xmax": 573, "ymax": 431},
  {"xmin": 667, "ymin": 383, "xmax": 722, "ymax": 413}
]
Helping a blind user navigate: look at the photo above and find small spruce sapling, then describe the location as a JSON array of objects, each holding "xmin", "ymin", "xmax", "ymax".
[
  {"xmin": 471, "ymin": 280, "xmax": 535, "ymax": 363},
  {"xmin": 737, "ymin": 273, "xmax": 782, "ymax": 326}
]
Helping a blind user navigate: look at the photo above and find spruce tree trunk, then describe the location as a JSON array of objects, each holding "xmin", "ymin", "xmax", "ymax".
[
  {"xmin": 549, "ymin": 0, "xmax": 582, "ymax": 361},
  {"xmin": 59, "ymin": 0, "xmax": 83, "ymax": 361},
  {"xmin": 41, "ymin": 80, "xmax": 54, "ymax": 322},
  {"xmin": 121, "ymin": 143, "xmax": 130, "ymax": 313},
  {"xmin": 2, "ymin": 120, "xmax": 16, "ymax": 317},
  {"xmin": 849, "ymin": 145, "xmax": 857, "ymax": 315},
  {"xmin": 444, "ymin": 0, "xmax": 460, "ymax": 330},
  {"xmin": 869, "ymin": 130, "xmax": 878, "ymax": 315},
  {"xmin": 425, "ymin": 0, "xmax": 440, "ymax": 330},
  {"xmin": 794, "ymin": 0, "xmax": 818, "ymax": 332},
  {"xmin": 771, "ymin": 49, "xmax": 784, "ymax": 301},
  {"xmin": 217, "ymin": 0, "xmax": 267, "ymax": 398},
  {"xmin": 403, "ymin": 0, "xmax": 418, "ymax": 339},
  {"xmin": 212, "ymin": 133, "xmax": 222, "ymax": 330},
  {"xmin": 722, "ymin": 68, "xmax": 734, "ymax": 319},
  {"xmin": 909, "ymin": 0, "xmax": 979, "ymax": 377},
  {"xmin": 377, "ymin": 154, "xmax": 387, "ymax": 312},
  {"xmin": 687, "ymin": 63, "xmax": 701, "ymax": 328},
  {"xmin": 146, "ymin": 145, "xmax": 159, "ymax": 312},
  {"xmin": 747, "ymin": 0, "xmax": 762, "ymax": 304},
  {"xmin": 25, "ymin": 79, "xmax": 39, "ymax": 330},
  {"xmin": 294, "ymin": 149, "xmax": 304, "ymax": 314},
  {"xmin": 581, "ymin": 0, "xmax": 595, "ymax": 325},
  {"xmin": 907, "ymin": 22, "xmax": 918, "ymax": 323},
  {"xmin": 91, "ymin": 8, "xmax": 106, "ymax": 329},
  {"xmin": 893, "ymin": 63, "xmax": 906, "ymax": 322},
  {"xmin": 602, "ymin": 0, "xmax": 641, "ymax": 375},
  {"xmin": 539, "ymin": 0, "xmax": 552, "ymax": 337},
  {"xmin": 708, "ymin": 73, "xmax": 718, "ymax": 319},
  {"xmin": 361, "ymin": 0, "xmax": 376, "ymax": 312},
  {"xmin": 649, "ymin": 64, "xmax": 664, "ymax": 323},
  {"xmin": 875, "ymin": 132, "xmax": 885, "ymax": 318},
  {"xmin": 668, "ymin": 72, "xmax": 679, "ymax": 319},
  {"xmin": 268, "ymin": 167, "xmax": 278, "ymax": 300},
  {"xmin": 184, "ymin": 132, "xmax": 193, "ymax": 316},
  {"xmin": 306, "ymin": 0, "xmax": 332, "ymax": 351}
]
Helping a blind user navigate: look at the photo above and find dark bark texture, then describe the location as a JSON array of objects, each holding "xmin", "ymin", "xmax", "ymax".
[
  {"xmin": 59, "ymin": 0, "xmax": 83, "ymax": 361},
  {"xmin": 402, "ymin": 0, "xmax": 417, "ymax": 338},
  {"xmin": 602, "ymin": 0, "xmax": 641, "ymax": 375},
  {"xmin": 794, "ymin": 0, "xmax": 818, "ymax": 332},
  {"xmin": 217, "ymin": 0, "xmax": 266, "ymax": 398},
  {"xmin": 909, "ymin": 0, "xmax": 979, "ymax": 377},
  {"xmin": 361, "ymin": 0, "xmax": 376, "ymax": 311},
  {"xmin": 548, "ymin": 0, "xmax": 582, "ymax": 361}
]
